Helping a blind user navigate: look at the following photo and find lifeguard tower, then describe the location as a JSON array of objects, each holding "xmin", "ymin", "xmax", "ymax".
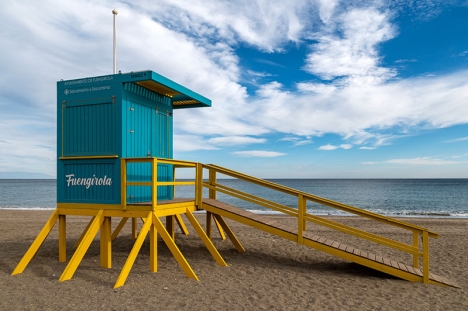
[{"xmin": 11, "ymin": 70, "xmax": 233, "ymax": 288}]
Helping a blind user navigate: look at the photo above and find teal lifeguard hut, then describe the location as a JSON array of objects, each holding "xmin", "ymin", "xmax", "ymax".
[{"xmin": 56, "ymin": 70, "xmax": 210, "ymax": 205}]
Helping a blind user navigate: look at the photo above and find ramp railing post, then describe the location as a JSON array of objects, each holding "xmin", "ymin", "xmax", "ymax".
[
  {"xmin": 298, "ymin": 194, "xmax": 305, "ymax": 244},
  {"xmin": 209, "ymin": 168, "xmax": 216, "ymax": 200},
  {"xmin": 195, "ymin": 163, "xmax": 203, "ymax": 208},
  {"xmin": 422, "ymin": 230, "xmax": 429, "ymax": 283},
  {"xmin": 413, "ymin": 231, "xmax": 420, "ymax": 268}
]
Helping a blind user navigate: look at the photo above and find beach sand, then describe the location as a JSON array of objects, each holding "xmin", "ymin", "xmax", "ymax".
[{"xmin": 0, "ymin": 210, "xmax": 467, "ymax": 310}]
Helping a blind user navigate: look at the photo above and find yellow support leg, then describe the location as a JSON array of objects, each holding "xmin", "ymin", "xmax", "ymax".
[
  {"xmin": 206, "ymin": 211, "xmax": 212, "ymax": 239},
  {"xmin": 60, "ymin": 210, "xmax": 104, "ymax": 282},
  {"xmin": 114, "ymin": 212, "xmax": 153, "ymax": 288},
  {"xmin": 214, "ymin": 216, "xmax": 226, "ymax": 240},
  {"xmin": 166, "ymin": 215, "xmax": 175, "ymax": 240},
  {"xmin": 185, "ymin": 211, "xmax": 228, "ymax": 267},
  {"xmin": 212, "ymin": 215, "xmax": 245, "ymax": 253},
  {"xmin": 12, "ymin": 209, "xmax": 59, "ymax": 275},
  {"xmin": 59, "ymin": 214, "xmax": 67, "ymax": 262},
  {"xmin": 152, "ymin": 213, "xmax": 198, "ymax": 281},
  {"xmin": 75, "ymin": 216, "xmax": 96, "ymax": 248},
  {"xmin": 150, "ymin": 224, "xmax": 157, "ymax": 273},
  {"xmin": 132, "ymin": 218, "xmax": 138, "ymax": 240},
  {"xmin": 100, "ymin": 217, "xmax": 112, "ymax": 268},
  {"xmin": 175, "ymin": 214, "xmax": 189, "ymax": 235}
]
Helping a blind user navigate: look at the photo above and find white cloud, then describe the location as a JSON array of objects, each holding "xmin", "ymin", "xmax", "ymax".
[
  {"xmin": 139, "ymin": 0, "xmax": 316, "ymax": 52},
  {"xmin": 395, "ymin": 59, "xmax": 417, "ymax": 63},
  {"xmin": 304, "ymin": 8, "xmax": 396, "ymax": 82},
  {"xmin": 318, "ymin": 144, "xmax": 339, "ymax": 150},
  {"xmin": 386, "ymin": 157, "xmax": 458, "ymax": 165},
  {"xmin": 208, "ymin": 136, "xmax": 266, "ymax": 146},
  {"xmin": 278, "ymin": 136, "xmax": 313, "ymax": 147},
  {"xmin": 445, "ymin": 136, "xmax": 468, "ymax": 143},
  {"xmin": 318, "ymin": 144, "xmax": 352, "ymax": 150},
  {"xmin": 244, "ymin": 70, "xmax": 468, "ymax": 145},
  {"xmin": 232, "ymin": 150, "xmax": 287, "ymax": 157}
]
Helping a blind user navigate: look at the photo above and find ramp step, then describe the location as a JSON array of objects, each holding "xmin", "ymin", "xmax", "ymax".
[{"xmin": 202, "ymin": 198, "xmax": 459, "ymax": 288}]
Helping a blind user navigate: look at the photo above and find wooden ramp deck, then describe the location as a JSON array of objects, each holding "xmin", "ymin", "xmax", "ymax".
[{"xmin": 202, "ymin": 198, "xmax": 459, "ymax": 288}]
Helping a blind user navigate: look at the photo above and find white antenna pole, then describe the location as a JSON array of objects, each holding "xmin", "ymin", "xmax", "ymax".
[{"xmin": 112, "ymin": 9, "xmax": 118, "ymax": 74}]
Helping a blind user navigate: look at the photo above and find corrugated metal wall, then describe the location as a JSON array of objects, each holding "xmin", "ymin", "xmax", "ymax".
[{"xmin": 63, "ymin": 98, "xmax": 116, "ymax": 156}]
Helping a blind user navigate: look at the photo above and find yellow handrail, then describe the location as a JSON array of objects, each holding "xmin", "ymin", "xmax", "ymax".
[
  {"xmin": 203, "ymin": 164, "xmax": 437, "ymax": 237},
  {"xmin": 121, "ymin": 158, "xmax": 198, "ymax": 210},
  {"xmin": 201, "ymin": 163, "xmax": 437, "ymax": 282}
]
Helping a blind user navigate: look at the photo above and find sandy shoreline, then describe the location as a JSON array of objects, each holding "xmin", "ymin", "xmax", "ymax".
[{"xmin": 1, "ymin": 210, "xmax": 467, "ymax": 310}]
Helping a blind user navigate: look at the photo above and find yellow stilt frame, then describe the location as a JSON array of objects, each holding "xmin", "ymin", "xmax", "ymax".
[
  {"xmin": 114, "ymin": 212, "xmax": 154, "ymax": 288},
  {"xmin": 185, "ymin": 210, "xmax": 228, "ymax": 266},
  {"xmin": 206, "ymin": 211, "xmax": 226, "ymax": 240},
  {"xmin": 12, "ymin": 209, "xmax": 59, "ymax": 275},
  {"xmin": 13, "ymin": 205, "xmax": 230, "ymax": 288},
  {"xmin": 60, "ymin": 210, "xmax": 104, "ymax": 282},
  {"xmin": 212, "ymin": 214, "xmax": 245, "ymax": 253}
]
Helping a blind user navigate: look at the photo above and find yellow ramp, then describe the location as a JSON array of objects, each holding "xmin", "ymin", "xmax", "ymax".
[{"xmin": 202, "ymin": 198, "xmax": 459, "ymax": 288}]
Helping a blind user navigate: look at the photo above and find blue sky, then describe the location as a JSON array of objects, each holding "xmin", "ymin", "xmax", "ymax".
[{"xmin": 0, "ymin": 0, "xmax": 467, "ymax": 179}]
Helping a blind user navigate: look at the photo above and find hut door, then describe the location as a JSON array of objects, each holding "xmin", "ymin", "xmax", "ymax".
[
  {"xmin": 126, "ymin": 101, "xmax": 153, "ymax": 158},
  {"xmin": 126, "ymin": 101, "xmax": 153, "ymax": 202}
]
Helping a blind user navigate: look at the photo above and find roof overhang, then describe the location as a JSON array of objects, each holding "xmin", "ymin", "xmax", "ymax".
[{"xmin": 124, "ymin": 70, "xmax": 211, "ymax": 109}]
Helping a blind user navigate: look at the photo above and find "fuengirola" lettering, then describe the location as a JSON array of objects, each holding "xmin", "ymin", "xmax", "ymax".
[{"xmin": 66, "ymin": 174, "xmax": 112, "ymax": 189}]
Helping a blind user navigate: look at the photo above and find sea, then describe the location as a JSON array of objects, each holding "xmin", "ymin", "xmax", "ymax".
[{"xmin": 0, "ymin": 179, "xmax": 467, "ymax": 218}]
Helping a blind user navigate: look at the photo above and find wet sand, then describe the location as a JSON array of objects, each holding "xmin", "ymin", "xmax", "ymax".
[{"xmin": 1, "ymin": 210, "xmax": 466, "ymax": 310}]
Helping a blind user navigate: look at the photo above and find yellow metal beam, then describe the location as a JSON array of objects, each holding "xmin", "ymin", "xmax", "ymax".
[
  {"xmin": 166, "ymin": 215, "xmax": 175, "ymax": 240},
  {"xmin": 152, "ymin": 213, "xmax": 199, "ymax": 281},
  {"xmin": 132, "ymin": 218, "xmax": 138, "ymax": 240},
  {"xmin": 203, "ymin": 203, "xmax": 297, "ymax": 243},
  {"xmin": 74, "ymin": 216, "xmax": 96, "ymax": 248},
  {"xmin": 213, "ymin": 216, "xmax": 226, "ymax": 240},
  {"xmin": 185, "ymin": 211, "xmax": 227, "ymax": 267},
  {"xmin": 150, "ymin": 224, "xmax": 157, "ymax": 273},
  {"xmin": 206, "ymin": 211, "xmax": 212, "ymax": 239},
  {"xmin": 114, "ymin": 212, "xmax": 153, "ymax": 288},
  {"xmin": 59, "ymin": 214, "xmax": 67, "ymax": 262},
  {"xmin": 175, "ymin": 214, "xmax": 189, "ymax": 235},
  {"xmin": 60, "ymin": 210, "xmax": 104, "ymax": 282},
  {"xmin": 100, "ymin": 217, "xmax": 112, "ymax": 268},
  {"xmin": 212, "ymin": 214, "xmax": 245, "ymax": 253},
  {"xmin": 297, "ymin": 194, "xmax": 304, "ymax": 245},
  {"xmin": 12, "ymin": 209, "xmax": 59, "ymax": 275},
  {"xmin": 304, "ymin": 214, "xmax": 421, "ymax": 255}
]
